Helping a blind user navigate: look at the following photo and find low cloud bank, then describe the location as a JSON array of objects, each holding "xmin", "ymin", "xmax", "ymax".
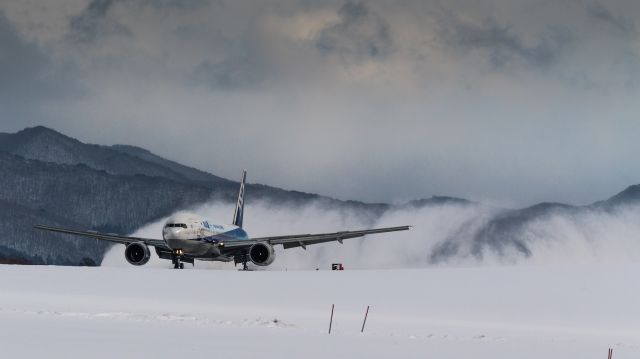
[{"xmin": 102, "ymin": 199, "xmax": 640, "ymax": 270}]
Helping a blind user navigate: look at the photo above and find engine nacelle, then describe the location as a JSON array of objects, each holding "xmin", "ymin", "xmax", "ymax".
[
  {"xmin": 249, "ymin": 242, "xmax": 275, "ymax": 266},
  {"xmin": 124, "ymin": 242, "xmax": 151, "ymax": 266}
]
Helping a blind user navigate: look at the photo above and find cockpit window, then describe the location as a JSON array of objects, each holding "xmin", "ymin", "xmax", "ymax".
[{"xmin": 165, "ymin": 223, "xmax": 188, "ymax": 229}]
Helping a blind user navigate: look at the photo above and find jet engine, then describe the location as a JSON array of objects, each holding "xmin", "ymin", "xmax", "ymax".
[
  {"xmin": 249, "ymin": 242, "xmax": 275, "ymax": 266},
  {"xmin": 124, "ymin": 242, "xmax": 151, "ymax": 266}
]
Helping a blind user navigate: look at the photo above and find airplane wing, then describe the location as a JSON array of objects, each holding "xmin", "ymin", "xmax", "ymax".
[
  {"xmin": 218, "ymin": 225, "xmax": 411, "ymax": 250},
  {"xmin": 33, "ymin": 224, "xmax": 169, "ymax": 249}
]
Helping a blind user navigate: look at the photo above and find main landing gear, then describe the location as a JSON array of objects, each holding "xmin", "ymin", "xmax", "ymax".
[
  {"xmin": 234, "ymin": 254, "xmax": 250, "ymax": 271},
  {"xmin": 173, "ymin": 249, "xmax": 185, "ymax": 269}
]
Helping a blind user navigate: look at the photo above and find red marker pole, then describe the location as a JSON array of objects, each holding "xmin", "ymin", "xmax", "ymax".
[
  {"xmin": 361, "ymin": 305, "xmax": 370, "ymax": 333},
  {"xmin": 328, "ymin": 304, "xmax": 335, "ymax": 334}
]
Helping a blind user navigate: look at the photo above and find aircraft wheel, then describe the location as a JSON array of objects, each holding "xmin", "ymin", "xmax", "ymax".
[{"xmin": 179, "ymin": 263, "xmax": 184, "ymax": 269}]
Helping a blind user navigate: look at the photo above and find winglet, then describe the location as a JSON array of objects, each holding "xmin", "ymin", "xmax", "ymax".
[{"xmin": 232, "ymin": 170, "xmax": 247, "ymax": 228}]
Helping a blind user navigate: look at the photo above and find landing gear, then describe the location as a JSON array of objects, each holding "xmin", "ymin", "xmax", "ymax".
[
  {"xmin": 173, "ymin": 249, "xmax": 185, "ymax": 270},
  {"xmin": 234, "ymin": 254, "xmax": 250, "ymax": 271}
]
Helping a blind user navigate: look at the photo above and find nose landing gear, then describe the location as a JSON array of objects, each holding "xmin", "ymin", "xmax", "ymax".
[{"xmin": 173, "ymin": 249, "xmax": 185, "ymax": 269}]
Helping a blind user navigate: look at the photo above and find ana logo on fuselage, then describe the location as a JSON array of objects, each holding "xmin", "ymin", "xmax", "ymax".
[{"xmin": 203, "ymin": 221, "xmax": 224, "ymax": 231}]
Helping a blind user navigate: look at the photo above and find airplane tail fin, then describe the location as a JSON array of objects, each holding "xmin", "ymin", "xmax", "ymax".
[{"xmin": 232, "ymin": 170, "xmax": 247, "ymax": 228}]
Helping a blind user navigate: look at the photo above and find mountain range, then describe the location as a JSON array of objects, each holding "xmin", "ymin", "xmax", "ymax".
[{"xmin": 0, "ymin": 126, "xmax": 638, "ymax": 266}]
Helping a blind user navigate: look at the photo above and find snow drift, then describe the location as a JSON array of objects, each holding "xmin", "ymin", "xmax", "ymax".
[{"xmin": 103, "ymin": 195, "xmax": 640, "ymax": 269}]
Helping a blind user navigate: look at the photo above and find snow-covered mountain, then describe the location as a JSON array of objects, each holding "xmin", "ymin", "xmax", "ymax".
[{"xmin": 2, "ymin": 126, "xmax": 640, "ymax": 266}]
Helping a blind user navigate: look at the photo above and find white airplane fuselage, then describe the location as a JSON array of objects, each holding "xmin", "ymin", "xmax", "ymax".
[{"xmin": 162, "ymin": 213, "xmax": 249, "ymax": 258}]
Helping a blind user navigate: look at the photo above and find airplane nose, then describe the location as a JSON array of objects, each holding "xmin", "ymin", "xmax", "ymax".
[{"xmin": 163, "ymin": 227, "xmax": 182, "ymax": 240}]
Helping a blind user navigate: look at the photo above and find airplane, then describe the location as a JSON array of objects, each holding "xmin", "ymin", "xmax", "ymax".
[{"xmin": 34, "ymin": 170, "xmax": 411, "ymax": 270}]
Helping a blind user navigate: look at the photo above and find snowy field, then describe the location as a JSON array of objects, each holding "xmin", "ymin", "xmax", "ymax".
[{"xmin": 0, "ymin": 264, "xmax": 638, "ymax": 358}]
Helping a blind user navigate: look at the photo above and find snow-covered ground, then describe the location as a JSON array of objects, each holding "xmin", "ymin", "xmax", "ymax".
[{"xmin": 0, "ymin": 264, "xmax": 638, "ymax": 358}]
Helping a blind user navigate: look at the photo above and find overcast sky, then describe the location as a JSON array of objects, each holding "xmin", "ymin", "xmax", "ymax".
[{"xmin": 1, "ymin": 0, "xmax": 640, "ymax": 206}]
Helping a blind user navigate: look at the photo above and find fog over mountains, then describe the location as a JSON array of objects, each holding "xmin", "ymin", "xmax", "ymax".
[{"xmin": 1, "ymin": 126, "xmax": 639, "ymax": 267}]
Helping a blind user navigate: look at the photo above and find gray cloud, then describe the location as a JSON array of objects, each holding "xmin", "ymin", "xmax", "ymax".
[
  {"xmin": 439, "ymin": 18, "xmax": 571, "ymax": 69},
  {"xmin": 586, "ymin": 1, "xmax": 635, "ymax": 34},
  {"xmin": 69, "ymin": 0, "xmax": 130, "ymax": 43},
  {"xmin": 0, "ymin": 12, "xmax": 48, "ymax": 99},
  {"xmin": 193, "ymin": 57, "xmax": 266, "ymax": 90},
  {"xmin": 316, "ymin": 1, "xmax": 392, "ymax": 62},
  {"xmin": 1, "ymin": 0, "xmax": 640, "ymax": 207},
  {"xmin": 143, "ymin": 0, "xmax": 207, "ymax": 11},
  {"xmin": 0, "ymin": 11, "xmax": 81, "ymax": 128}
]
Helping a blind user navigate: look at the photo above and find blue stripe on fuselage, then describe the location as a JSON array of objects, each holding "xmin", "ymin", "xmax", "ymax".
[{"xmin": 192, "ymin": 227, "xmax": 249, "ymax": 244}]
